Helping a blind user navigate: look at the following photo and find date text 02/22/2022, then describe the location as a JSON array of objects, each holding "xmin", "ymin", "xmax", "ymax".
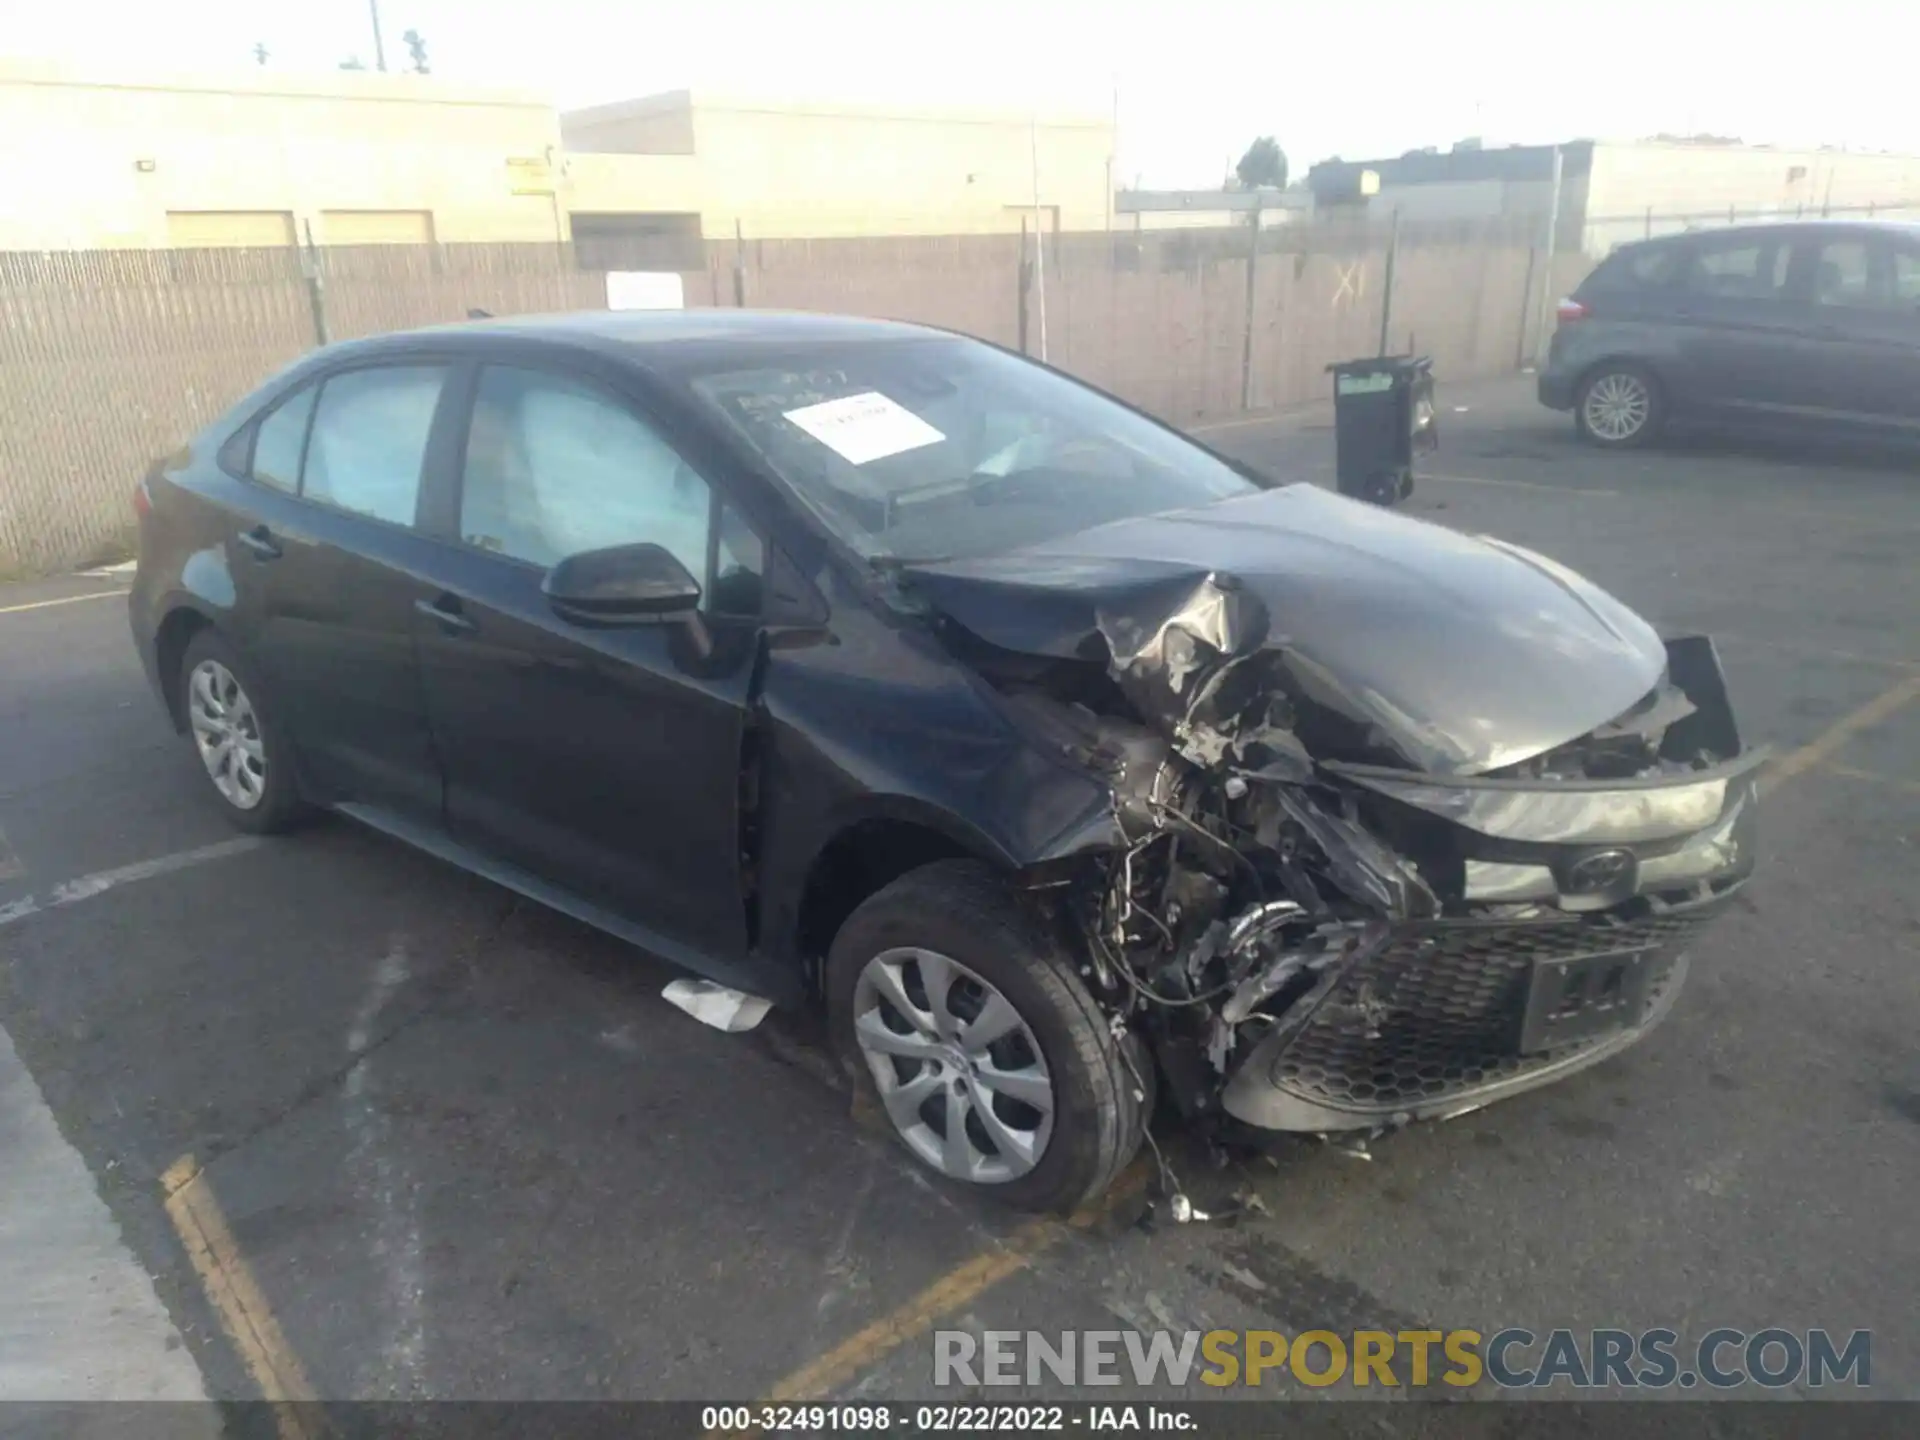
[{"xmin": 701, "ymin": 1405, "xmax": 1195, "ymax": 1432}]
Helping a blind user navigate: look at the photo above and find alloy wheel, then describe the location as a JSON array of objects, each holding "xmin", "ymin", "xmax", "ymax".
[
  {"xmin": 1582, "ymin": 372, "xmax": 1651, "ymax": 442},
  {"xmin": 187, "ymin": 659, "xmax": 268, "ymax": 810},
  {"xmin": 851, "ymin": 947, "xmax": 1055, "ymax": 1183}
]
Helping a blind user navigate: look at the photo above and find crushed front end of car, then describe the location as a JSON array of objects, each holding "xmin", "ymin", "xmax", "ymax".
[{"xmin": 904, "ymin": 484, "xmax": 1761, "ymax": 1142}]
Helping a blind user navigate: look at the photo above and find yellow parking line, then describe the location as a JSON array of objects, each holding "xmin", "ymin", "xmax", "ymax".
[
  {"xmin": 1819, "ymin": 761, "xmax": 1920, "ymax": 797},
  {"xmin": 747, "ymin": 1160, "xmax": 1149, "ymax": 1415},
  {"xmin": 161, "ymin": 1155, "xmax": 327, "ymax": 1440},
  {"xmin": 0, "ymin": 588, "xmax": 128, "ymax": 616},
  {"xmin": 1767, "ymin": 672, "xmax": 1920, "ymax": 790}
]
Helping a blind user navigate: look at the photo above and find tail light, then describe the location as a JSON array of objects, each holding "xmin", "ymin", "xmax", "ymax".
[
  {"xmin": 133, "ymin": 477, "xmax": 153, "ymax": 520},
  {"xmin": 1556, "ymin": 297, "xmax": 1590, "ymax": 325}
]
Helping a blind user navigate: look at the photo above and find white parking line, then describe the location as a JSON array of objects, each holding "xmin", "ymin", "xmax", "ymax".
[
  {"xmin": 1426, "ymin": 473, "xmax": 1620, "ymax": 497},
  {"xmin": 0, "ymin": 837, "xmax": 263, "ymax": 930},
  {"xmin": 0, "ymin": 589, "xmax": 129, "ymax": 617}
]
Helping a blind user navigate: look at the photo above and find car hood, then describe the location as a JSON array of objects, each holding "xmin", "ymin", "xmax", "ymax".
[{"xmin": 899, "ymin": 483, "xmax": 1668, "ymax": 776}]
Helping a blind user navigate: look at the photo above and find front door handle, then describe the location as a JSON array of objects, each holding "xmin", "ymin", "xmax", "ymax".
[
  {"xmin": 236, "ymin": 525, "xmax": 281, "ymax": 561},
  {"xmin": 415, "ymin": 595, "xmax": 476, "ymax": 634}
]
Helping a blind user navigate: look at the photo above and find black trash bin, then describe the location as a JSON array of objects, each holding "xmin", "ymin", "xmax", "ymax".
[{"xmin": 1326, "ymin": 355, "xmax": 1438, "ymax": 506}]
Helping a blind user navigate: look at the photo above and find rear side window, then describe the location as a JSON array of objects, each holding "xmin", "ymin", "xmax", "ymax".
[
  {"xmin": 1585, "ymin": 244, "xmax": 1682, "ymax": 292},
  {"xmin": 1679, "ymin": 236, "xmax": 1789, "ymax": 300},
  {"xmin": 302, "ymin": 366, "xmax": 448, "ymax": 526},
  {"xmin": 250, "ymin": 383, "xmax": 318, "ymax": 493}
]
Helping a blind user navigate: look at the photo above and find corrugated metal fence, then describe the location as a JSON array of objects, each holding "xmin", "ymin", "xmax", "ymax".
[{"xmin": 0, "ymin": 225, "xmax": 1560, "ymax": 576}]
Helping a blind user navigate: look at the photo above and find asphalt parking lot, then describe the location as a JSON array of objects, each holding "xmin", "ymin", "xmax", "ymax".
[{"xmin": 2, "ymin": 376, "xmax": 1917, "ymax": 1409}]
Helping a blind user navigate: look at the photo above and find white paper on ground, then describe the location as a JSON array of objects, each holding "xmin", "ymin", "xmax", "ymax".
[
  {"xmin": 662, "ymin": 978, "xmax": 773, "ymax": 1033},
  {"xmin": 782, "ymin": 391, "xmax": 946, "ymax": 466}
]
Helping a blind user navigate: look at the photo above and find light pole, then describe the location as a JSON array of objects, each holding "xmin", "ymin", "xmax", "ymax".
[{"xmin": 368, "ymin": 0, "xmax": 389, "ymax": 71}]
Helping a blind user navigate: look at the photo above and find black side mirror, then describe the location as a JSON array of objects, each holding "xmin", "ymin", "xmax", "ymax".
[{"xmin": 543, "ymin": 542, "xmax": 702, "ymax": 626}]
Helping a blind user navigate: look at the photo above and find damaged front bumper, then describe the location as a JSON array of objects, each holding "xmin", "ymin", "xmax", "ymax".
[{"xmin": 1219, "ymin": 750, "xmax": 1761, "ymax": 1134}]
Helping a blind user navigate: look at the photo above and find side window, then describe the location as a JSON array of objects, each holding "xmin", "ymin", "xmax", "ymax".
[
  {"xmin": 250, "ymin": 382, "xmax": 319, "ymax": 493},
  {"xmin": 1681, "ymin": 237, "xmax": 1789, "ymax": 300},
  {"xmin": 1808, "ymin": 239, "xmax": 1880, "ymax": 309},
  {"xmin": 302, "ymin": 366, "xmax": 448, "ymax": 526},
  {"xmin": 460, "ymin": 366, "xmax": 762, "ymax": 612}
]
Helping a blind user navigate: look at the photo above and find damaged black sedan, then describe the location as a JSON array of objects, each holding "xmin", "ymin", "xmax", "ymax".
[{"xmin": 131, "ymin": 311, "xmax": 1761, "ymax": 1213}]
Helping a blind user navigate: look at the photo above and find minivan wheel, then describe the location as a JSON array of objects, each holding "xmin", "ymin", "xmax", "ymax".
[
  {"xmin": 179, "ymin": 630, "xmax": 306, "ymax": 833},
  {"xmin": 826, "ymin": 860, "xmax": 1149, "ymax": 1213},
  {"xmin": 1575, "ymin": 364, "xmax": 1663, "ymax": 447}
]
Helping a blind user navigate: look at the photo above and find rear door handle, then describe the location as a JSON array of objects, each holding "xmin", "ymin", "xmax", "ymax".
[
  {"xmin": 236, "ymin": 525, "xmax": 281, "ymax": 561},
  {"xmin": 415, "ymin": 595, "xmax": 476, "ymax": 634}
]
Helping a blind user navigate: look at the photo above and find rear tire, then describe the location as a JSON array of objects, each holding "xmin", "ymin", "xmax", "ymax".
[
  {"xmin": 178, "ymin": 630, "xmax": 307, "ymax": 834},
  {"xmin": 1574, "ymin": 363, "xmax": 1664, "ymax": 448},
  {"xmin": 826, "ymin": 860, "xmax": 1149, "ymax": 1213}
]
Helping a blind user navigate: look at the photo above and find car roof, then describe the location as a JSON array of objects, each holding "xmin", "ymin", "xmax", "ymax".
[
  {"xmin": 1626, "ymin": 217, "xmax": 1920, "ymax": 250},
  {"xmin": 319, "ymin": 308, "xmax": 954, "ymax": 373}
]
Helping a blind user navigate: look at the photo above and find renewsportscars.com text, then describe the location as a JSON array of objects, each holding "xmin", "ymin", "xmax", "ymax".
[{"xmin": 934, "ymin": 1327, "xmax": 1871, "ymax": 1390}]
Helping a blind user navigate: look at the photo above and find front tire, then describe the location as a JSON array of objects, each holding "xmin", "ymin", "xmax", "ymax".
[
  {"xmin": 1575, "ymin": 363, "xmax": 1664, "ymax": 448},
  {"xmin": 826, "ymin": 860, "xmax": 1148, "ymax": 1213},
  {"xmin": 178, "ymin": 630, "xmax": 307, "ymax": 833}
]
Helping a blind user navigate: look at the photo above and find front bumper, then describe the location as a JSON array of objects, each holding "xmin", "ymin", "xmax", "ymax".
[{"xmin": 1222, "ymin": 884, "xmax": 1735, "ymax": 1131}]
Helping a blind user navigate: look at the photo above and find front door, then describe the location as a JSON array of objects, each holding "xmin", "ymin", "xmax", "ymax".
[
  {"xmin": 1788, "ymin": 230, "xmax": 1920, "ymax": 432},
  {"xmin": 237, "ymin": 362, "xmax": 456, "ymax": 820},
  {"xmin": 411, "ymin": 362, "xmax": 767, "ymax": 960}
]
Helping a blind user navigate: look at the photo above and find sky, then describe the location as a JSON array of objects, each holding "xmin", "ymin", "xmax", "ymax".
[{"xmin": 6, "ymin": 0, "xmax": 1916, "ymax": 186}]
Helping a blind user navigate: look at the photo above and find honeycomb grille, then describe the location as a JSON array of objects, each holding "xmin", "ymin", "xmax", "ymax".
[{"xmin": 1271, "ymin": 911, "xmax": 1712, "ymax": 1113}]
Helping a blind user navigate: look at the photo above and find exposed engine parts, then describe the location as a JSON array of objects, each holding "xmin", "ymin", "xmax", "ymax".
[{"xmin": 929, "ymin": 555, "xmax": 1764, "ymax": 1143}]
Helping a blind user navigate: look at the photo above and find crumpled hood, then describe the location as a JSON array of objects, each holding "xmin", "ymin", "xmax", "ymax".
[{"xmin": 901, "ymin": 483, "xmax": 1668, "ymax": 776}]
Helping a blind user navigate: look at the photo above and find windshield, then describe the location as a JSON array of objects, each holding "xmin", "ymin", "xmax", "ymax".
[{"xmin": 684, "ymin": 338, "xmax": 1260, "ymax": 563}]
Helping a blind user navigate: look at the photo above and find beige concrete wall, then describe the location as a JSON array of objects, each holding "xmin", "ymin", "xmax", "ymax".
[
  {"xmin": 560, "ymin": 91, "xmax": 1114, "ymax": 239},
  {"xmin": 0, "ymin": 58, "xmax": 567, "ymax": 249},
  {"xmin": 561, "ymin": 92, "xmax": 697, "ymax": 155},
  {"xmin": 693, "ymin": 97, "xmax": 1114, "ymax": 238},
  {"xmin": 562, "ymin": 152, "xmax": 704, "ymax": 218},
  {"xmin": 1583, "ymin": 143, "xmax": 1920, "ymax": 251}
]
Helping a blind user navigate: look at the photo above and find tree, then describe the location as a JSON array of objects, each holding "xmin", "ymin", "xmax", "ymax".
[
  {"xmin": 1235, "ymin": 136, "xmax": 1288, "ymax": 190},
  {"xmin": 339, "ymin": 55, "xmax": 367, "ymax": 70},
  {"xmin": 403, "ymin": 29, "xmax": 430, "ymax": 74},
  {"xmin": 252, "ymin": 42, "xmax": 268, "ymax": 66}
]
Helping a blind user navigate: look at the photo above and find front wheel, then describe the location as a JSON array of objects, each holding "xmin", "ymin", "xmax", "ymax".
[
  {"xmin": 826, "ymin": 861, "xmax": 1149, "ymax": 1213},
  {"xmin": 1575, "ymin": 364, "xmax": 1664, "ymax": 448}
]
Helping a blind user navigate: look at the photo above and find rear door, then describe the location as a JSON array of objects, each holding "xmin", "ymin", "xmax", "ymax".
[
  {"xmin": 1665, "ymin": 229, "xmax": 1804, "ymax": 418},
  {"xmin": 1787, "ymin": 229, "xmax": 1920, "ymax": 431},
  {"xmin": 409, "ymin": 359, "xmax": 768, "ymax": 960},
  {"xmin": 234, "ymin": 361, "xmax": 458, "ymax": 819}
]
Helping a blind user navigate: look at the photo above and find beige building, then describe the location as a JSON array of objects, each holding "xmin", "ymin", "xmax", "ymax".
[
  {"xmin": 0, "ymin": 62, "xmax": 1116, "ymax": 252},
  {"xmin": 0, "ymin": 57, "xmax": 569, "ymax": 249},
  {"xmin": 559, "ymin": 90, "xmax": 1115, "ymax": 243}
]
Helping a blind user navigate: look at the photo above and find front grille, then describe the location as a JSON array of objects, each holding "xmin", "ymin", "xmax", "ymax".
[{"xmin": 1270, "ymin": 907, "xmax": 1719, "ymax": 1114}]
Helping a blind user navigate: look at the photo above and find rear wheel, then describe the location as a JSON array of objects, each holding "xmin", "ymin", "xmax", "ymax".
[
  {"xmin": 826, "ymin": 860, "xmax": 1148, "ymax": 1213},
  {"xmin": 179, "ymin": 630, "xmax": 307, "ymax": 833},
  {"xmin": 1575, "ymin": 364, "xmax": 1663, "ymax": 448}
]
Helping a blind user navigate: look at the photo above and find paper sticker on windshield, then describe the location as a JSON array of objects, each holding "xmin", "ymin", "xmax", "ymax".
[{"xmin": 782, "ymin": 391, "xmax": 945, "ymax": 466}]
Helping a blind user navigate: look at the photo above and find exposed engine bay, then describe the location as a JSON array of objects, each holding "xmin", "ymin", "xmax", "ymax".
[{"xmin": 901, "ymin": 488, "xmax": 1763, "ymax": 1139}]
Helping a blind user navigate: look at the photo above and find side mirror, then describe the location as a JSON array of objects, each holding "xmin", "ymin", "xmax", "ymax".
[{"xmin": 543, "ymin": 542, "xmax": 702, "ymax": 626}]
